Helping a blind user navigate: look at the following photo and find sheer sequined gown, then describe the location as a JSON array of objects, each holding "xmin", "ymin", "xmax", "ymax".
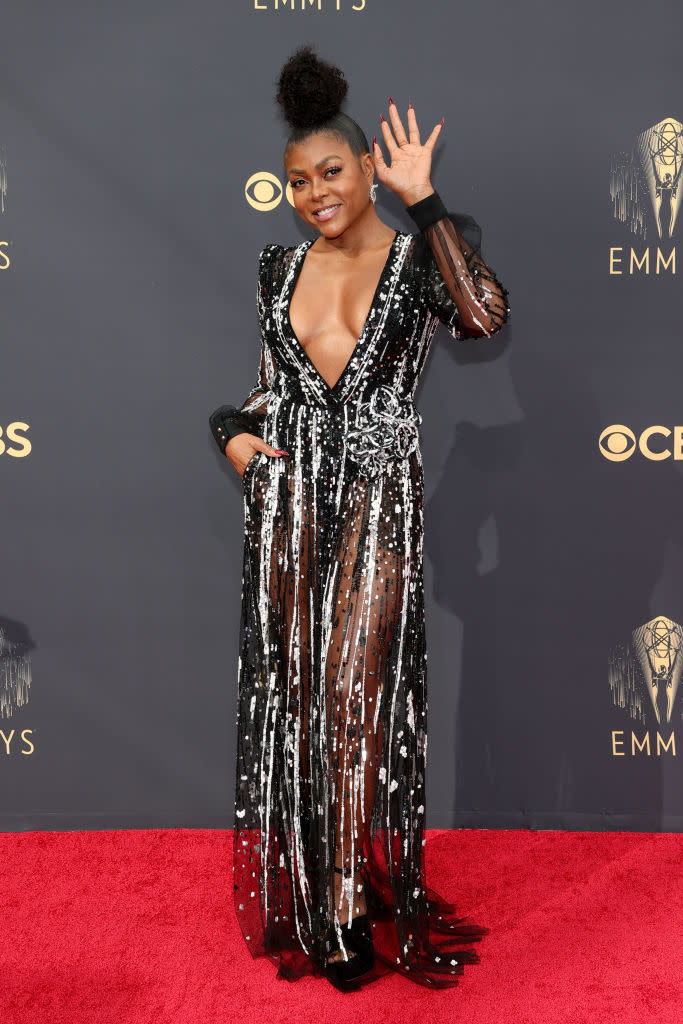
[{"xmin": 209, "ymin": 195, "xmax": 510, "ymax": 989}]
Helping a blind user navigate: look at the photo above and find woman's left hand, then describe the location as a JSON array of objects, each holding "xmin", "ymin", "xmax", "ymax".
[{"xmin": 372, "ymin": 100, "xmax": 443, "ymax": 206}]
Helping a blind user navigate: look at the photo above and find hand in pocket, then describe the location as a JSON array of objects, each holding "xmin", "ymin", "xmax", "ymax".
[{"xmin": 223, "ymin": 433, "xmax": 289, "ymax": 480}]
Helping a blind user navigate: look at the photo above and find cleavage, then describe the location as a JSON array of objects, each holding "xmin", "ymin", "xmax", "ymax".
[{"xmin": 289, "ymin": 243, "xmax": 391, "ymax": 390}]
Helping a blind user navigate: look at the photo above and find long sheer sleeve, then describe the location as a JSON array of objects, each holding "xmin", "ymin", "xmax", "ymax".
[
  {"xmin": 208, "ymin": 246, "xmax": 280, "ymax": 456},
  {"xmin": 406, "ymin": 190, "xmax": 510, "ymax": 340}
]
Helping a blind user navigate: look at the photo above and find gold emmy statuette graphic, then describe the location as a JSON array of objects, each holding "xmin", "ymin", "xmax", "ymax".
[
  {"xmin": 1, "ymin": 146, "xmax": 9, "ymax": 267},
  {"xmin": 639, "ymin": 119, "xmax": 683, "ymax": 239},
  {"xmin": 609, "ymin": 615, "xmax": 683, "ymax": 727},
  {"xmin": 631, "ymin": 617, "xmax": 682, "ymax": 726},
  {"xmin": 0, "ymin": 622, "xmax": 32, "ymax": 719},
  {"xmin": 610, "ymin": 117, "xmax": 683, "ymax": 240},
  {"xmin": 0, "ymin": 147, "xmax": 6, "ymax": 214}
]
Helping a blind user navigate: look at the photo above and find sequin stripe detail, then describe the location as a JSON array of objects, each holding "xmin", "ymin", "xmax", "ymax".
[
  {"xmin": 286, "ymin": 418, "xmax": 314, "ymax": 944},
  {"xmin": 241, "ymin": 451, "xmax": 262, "ymax": 490},
  {"xmin": 336, "ymin": 232, "xmax": 413, "ymax": 404},
  {"xmin": 273, "ymin": 245, "xmax": 330, "ymax": 407},
  {"xmin": 243, "ymin": 341, "xmax": 278, "ymax": 412},
  {"xmin": 407, "ymin": 314, "xmax": 441, "ymax": 402},
  {"xmin": 384, "ymin": 460, "xmax": 413, "ymax": 894},
  {"xmin": 423, "ymin": 216, "xmax": 510, "ymax": 338},
  {"xmin": 255, "ymin": 464, "xmax": 280, "ymax": 925}
]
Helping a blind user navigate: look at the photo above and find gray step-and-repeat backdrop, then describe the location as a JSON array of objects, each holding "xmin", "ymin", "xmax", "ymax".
[{"xmin": 1, "ymin": 1, "xmax": 681, "ymax": 832}]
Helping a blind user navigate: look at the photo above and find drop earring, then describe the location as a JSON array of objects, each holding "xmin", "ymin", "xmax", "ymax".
[{"xmin": 369, "ymin": 182, "xmax": 378, "ymax": 203}]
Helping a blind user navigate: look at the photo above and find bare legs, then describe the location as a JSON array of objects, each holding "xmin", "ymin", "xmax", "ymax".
[{"xmin": 323, "ymin": 477, "xmax": 401, "ymax": 962}]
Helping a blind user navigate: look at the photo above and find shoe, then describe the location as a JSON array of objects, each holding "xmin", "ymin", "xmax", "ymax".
[
  {"xmin": 349, "ymin": 912, "xmax": 374, "ymax": 962},
  {"xmin": 321, "ymin": 863, "xmax": 375, "ymax": 990}
]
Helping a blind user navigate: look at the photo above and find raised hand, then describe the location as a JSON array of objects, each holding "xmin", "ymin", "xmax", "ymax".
[{"xmin": 372, "ymin": 99, "xmax": 444, "ymax": 206}]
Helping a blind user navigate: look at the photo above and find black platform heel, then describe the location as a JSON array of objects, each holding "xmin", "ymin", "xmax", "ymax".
[{"xmin": 322, "ymin": 862, "xmax": 375, "ymax": 990}]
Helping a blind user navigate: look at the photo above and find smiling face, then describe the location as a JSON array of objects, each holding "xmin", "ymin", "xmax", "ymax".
[{"xmin": 284, "ymin": 132, "xmax": 374, "ymax": 237}]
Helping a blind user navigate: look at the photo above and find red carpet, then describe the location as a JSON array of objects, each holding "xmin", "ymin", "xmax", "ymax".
[{"xmin": 0, "ymin": 828, "xmax": 680, "ymax": 1023}]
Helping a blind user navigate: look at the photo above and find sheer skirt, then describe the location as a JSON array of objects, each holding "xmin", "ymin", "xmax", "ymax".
[{"xmin": 232, "ymin": 403, "xmax": 489, "ymax": 989}]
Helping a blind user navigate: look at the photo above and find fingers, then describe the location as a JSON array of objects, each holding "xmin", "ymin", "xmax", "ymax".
[
  {"xmin": 379, "ymin": 99, "xmax": 442, "ymax": 155},
  {"xmin": 406, "ymin": 103, "xmax": 421, "ymax": 146},
  {"xmin": 379, "ymin": 114, "xmax": 399, "ymax": 158},
  {"xmin": 372, "ymin": 134, "xmax": 387, "ymax": 172},
  {"xmin": 423, "ymin": 120, "xmax": 443, "ymax": 153},
  {"xmin": 240, "ymin": 439, "xmax": 289, "ymax": 479},
  {"xmin": 258, "ymin": 439, "xmax": 289, "ymax": 457},
  {"xmin": 380, "ymin": 100, "xmax": 406, "ymax": 156},
  {"xmin": 387, "ymin": 98, "xmax": 408, "ymax": 147}
]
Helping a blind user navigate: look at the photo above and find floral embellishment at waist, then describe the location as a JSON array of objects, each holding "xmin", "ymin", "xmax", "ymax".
[{"xmin": 345, "ymin": 384, "xmax": 422, "ymax": 477}]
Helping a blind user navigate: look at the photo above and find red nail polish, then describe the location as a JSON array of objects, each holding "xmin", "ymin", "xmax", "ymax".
[
  {"xmin": 372, "ymin": 134, "xmax": 376, "ymax": 148},
  {"xmin": 380, "ymin": 113, "xmax": 385, "ymax": 123},
  {"xmin": 388, "ymin": 96, "xmax": 394, "ymax": 105},
  {"xmin": 408, "ymin": 99, "xmax": 413, "ymax": 109},
  {"xmin": 440, "ymin": 116, "xmax": 445, "ymax": 126}
]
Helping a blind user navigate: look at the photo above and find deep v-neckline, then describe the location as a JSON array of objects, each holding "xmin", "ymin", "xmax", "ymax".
[{"xmin": 284, "ymin": 229, "xmax": 401, "ymax": 396}]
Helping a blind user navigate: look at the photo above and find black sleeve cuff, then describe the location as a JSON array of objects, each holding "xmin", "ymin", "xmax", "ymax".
[
  {"xmin": 404, "ymin": 190, "xmax": 448, "ymax": 231},
  {"xmin": 209, "ymin": 404, "xmax": 255, "ymax": 453}
]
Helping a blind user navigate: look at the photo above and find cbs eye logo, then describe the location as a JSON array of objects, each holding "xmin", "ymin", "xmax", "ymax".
[
  {"xmin": 244, "ymin": 172, "xmax": 295, "ymax": 212},
  {"xmin": 599, "ymin": 424, "xmax": 683, "ymax": 462},
  {"xmin": 599, "ymin": 425, "xmax": 637, "ymax": 462}
]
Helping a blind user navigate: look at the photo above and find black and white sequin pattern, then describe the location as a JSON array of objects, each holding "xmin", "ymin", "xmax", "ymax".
[{"xmin": 210, "ymin": 206, "xmax": 510, "ymax": 989}]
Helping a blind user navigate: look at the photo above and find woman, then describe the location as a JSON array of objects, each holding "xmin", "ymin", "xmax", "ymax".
[{"xmin": 209, "ymin": 45, "xmax": 510, "ymax": 991}]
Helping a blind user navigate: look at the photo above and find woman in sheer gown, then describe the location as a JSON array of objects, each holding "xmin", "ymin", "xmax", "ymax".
[{"xmin": 209, "ymin": 46, "xmax": 510, "ymax": 992}]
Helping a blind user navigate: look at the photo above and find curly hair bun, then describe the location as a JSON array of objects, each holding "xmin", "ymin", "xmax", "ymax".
[{"xmin": 276, "ymin": 44, "xmax": 348, "ymax": 131}]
